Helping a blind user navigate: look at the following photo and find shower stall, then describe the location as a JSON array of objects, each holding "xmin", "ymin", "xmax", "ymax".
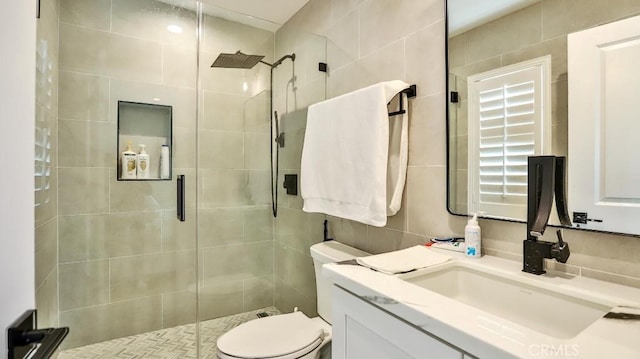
[{"xmin": 33, "ymin": 0, "xmax": 326, "ymax": 357}]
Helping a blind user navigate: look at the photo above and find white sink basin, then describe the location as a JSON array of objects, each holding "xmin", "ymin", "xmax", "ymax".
[{"xmin": 401, "ymin": 264, "xmax": 613, "ymax": 339}]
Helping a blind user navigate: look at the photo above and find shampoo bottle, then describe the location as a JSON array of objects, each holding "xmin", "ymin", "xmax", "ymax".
[
  {"xmin": 465, "ymin": 213, "xmax": 481, "ymax": 258},
  {"xmin": 136, "ymin": 144, "xmax": 150, "ymax": 179},
  {"xmin": 121, "ymin": 141, "xmax": 137, "ymax": 179},
  {"xmin": 160, "ymin": 145, "xmax": 170, "ymax": 179}
]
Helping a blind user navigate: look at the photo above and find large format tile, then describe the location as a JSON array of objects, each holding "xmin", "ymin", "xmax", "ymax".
[
  {"xmin": 58, "ymin": 71, "xmax": 109, "ymax": 122},
  {"xmin": 202, "ymin": 241, "xmax": 273, "ymax": 282},
  {"xmin": 59, "ymin": 296, "xmax": 163, "ymax": 349},
  {"xmin": 59, "ymin": 0, "xmax": 111, "ymax": 30},
  {"xmin": 359, "ymin": 0, "xmax": 443, "ymax": 57},
  {"xmin": 110, "ymin": 250, "xmax": 197, "ymax": 301},
  {"xmin": 406, "ymin": 20, "xmax": 446, "ymax": 97},
  {"xmin": 202, "ymin": 92, "xmax": 246, "ymax": 131},
  {"xmin": 58, "ymin": 167, "xmax": 109, "ymax": 215},
  {"xmin": 36, "ymin": 268, "xmax": 58, "ymax": 329},
  {"xmin": 59, "ymin": 260, "xmax": 110, "ymax": 311},
  {"xmin": 59, "ymin": 23, "xmax": 162, "ymax": 83},
  {"xmin": 465, "ymin": 3, "xmax": 542, "ymax": 62},
  {"xmin": 542, "ymin": 0, "xmax": 640, "ymax": 40},
  {"xmin": 243, "ymin": 276, "xmax": 274, "ymax": 311},
  {"xmin": 162, "ymin": 290, "xmax": 197, "ymax": 328},
  {"xmin": 35, "ymin": 218, "xmax": 57, "ymax": 288},
  {"xmin": 199, "ymin": 130, "xmax": 244, "ymax": 169},
  {"xmin": 408, "ymin": 93, "xmax": 446, "ymax": 167},
  {"xmin": 58, "ymin": 212, "xmax": 162, "ymax": 263},
  {"xmin": 58, "ymin": 120, "xmax": 116, "ymax": 167},
  {"xmin": 111, "ymin": 0, "xmax": 197, "ymax": 47},
  {"xmin": 198, "ymin": 207, "xmax": 244, "ymax": 248},
  {"xmin": 34, "ymin": 166, "xmax": 57, "ymax": 228}
]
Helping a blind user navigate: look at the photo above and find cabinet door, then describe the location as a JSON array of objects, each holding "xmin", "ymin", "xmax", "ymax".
[{"xmin": 332, "ymin": 286, "xmax": 463, "ymax": 359}]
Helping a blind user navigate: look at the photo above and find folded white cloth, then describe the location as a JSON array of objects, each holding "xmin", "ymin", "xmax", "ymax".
[
  {"xmin": 301, "ymin": 80, "xmax": 410, "ymax": 226},
  {"xmin": 355, "ymin": 245, "xmax": 451, "ymax": 275}
]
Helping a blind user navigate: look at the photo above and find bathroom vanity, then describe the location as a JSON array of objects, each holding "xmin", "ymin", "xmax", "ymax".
[{"xmin": 325, "ymin": 250, "xmax": 640, "ymax": 359}]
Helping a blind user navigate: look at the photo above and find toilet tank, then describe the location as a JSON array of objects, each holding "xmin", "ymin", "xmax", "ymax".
[{"xmin": 310, "ymin": 241, "xmax": 369, "ymax": 324}]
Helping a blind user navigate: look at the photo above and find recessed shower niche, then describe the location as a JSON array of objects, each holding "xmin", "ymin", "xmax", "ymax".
[{"xmin": 117, "ymin": 101, "xmax": 172, "ymax": 181}]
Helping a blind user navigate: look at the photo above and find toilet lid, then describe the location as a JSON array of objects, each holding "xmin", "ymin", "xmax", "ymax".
[{"xmin": 217, "ymin": 311, "xmax": 325, "ymax": 359}]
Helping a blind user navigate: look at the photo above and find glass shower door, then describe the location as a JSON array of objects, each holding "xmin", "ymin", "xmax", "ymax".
[
  {"xmin": 196, "ymin": 5, "xmax": 278, "ymax": 357},
  {"xmin": 49, "ymin": 0, "xmax": 201, "ymax": 356}
]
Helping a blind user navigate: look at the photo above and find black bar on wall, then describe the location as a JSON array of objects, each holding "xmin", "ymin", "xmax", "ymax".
[
  {"xmin": 36, "ymin": 0, "xmax": 41, "ymax": 18},
  {"xmin": 177, "ymin": 175, "xmax": 186, "ymax": 222}
]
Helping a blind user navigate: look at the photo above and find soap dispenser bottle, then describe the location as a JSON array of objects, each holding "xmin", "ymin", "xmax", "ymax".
[
  {"xmin": 465, "ymin": 213, "xmax": 481, "ymax": 258},
  {"xmin": 121, "ymin": 141, "xmax": 137, "ymax": 179},
  {"xmin": 136, "ymin": 144, "xmax": 150, "ymax": 179}
]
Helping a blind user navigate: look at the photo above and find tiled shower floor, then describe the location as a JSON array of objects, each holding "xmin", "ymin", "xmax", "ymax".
[{"xmin": 58, "ymin": 307, "xmax": 280, "ymax": 359}]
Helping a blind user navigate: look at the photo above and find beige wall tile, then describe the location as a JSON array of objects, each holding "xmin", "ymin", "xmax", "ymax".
[
  {"xmin": 59, "ymin": 260, "xmax": 110, "ymax": 311},
  {"xmin": 59, "ymin": 296, "xmax": 162, "ymax": 349},
  {"xmin": 274, "ymin": 279, "xmax": 317, "ymax": 317},
  {"xmin": 198, "ymin": 207, "xmax": 244, "ymax": 247},
  {"xmin": 162, "ymin": 209, "xmax": 197, "ymax": 251},
  {"xmin": 326, "ymin": 216, "xmax": 368, "ymax": 252},
  {"xmin": 331, "ymin": 0, "xmax": 365, "ymax": 23},
  {"xmin": 202, "ymin": 241, "xmax": 273, "ymax": 282},
  {"xmin": 199, "ymin": 130, "xmax": 244, "ymax": 169},
  {"xmin": 408, "ymin": 93, "xmax": 446, "ymax": 167},
  {"xmin": 542, "ymin": 0, "xmax": 640, "ymax": 40},
  {"xmin": 201, "ymin": 15, "xmax": 274, "ymax": 56},
  {"xmin": 109, "ymin": 169, "xmax": 176, "ymax": 212},
  {"xmin": 244, "ymin": 206, "xmax": 273, "ymax": 243},
  {"xmin": 448, "ymin": 34, "xmax": 466, "ymax": 69},
  {"xmin": 244, "ymin": 91, "xmax": 270, "ymax": 133},
  {"xmin": 406, "ymin": 166, "xmax": 466, "ymax": 237},
  {"xmin": 36, "ymin": 268, "xmax": 59, "ymax": 328},
  {"xmin": 359, "ymin": 0, "xmax": 443, "ymax": 57},
  {"xmin": 58, "ymin": 167, "xmax": 109, "ymax": 215},
  {"xmin": 162, "ymin": 290, "xmax": 197, "ymax": 327},
  {"xmin": 59, "ymin": 71, "xmax": 109, "ymax": 122},
  {"xmin": 60, "ymin": 0, "xmax": 111, "ymax": 30},
  {"xmin": 110, "ymin": 250, "xmax": 196, "ymax": 301},
  {"xmin": 243, "ymin": 276, "xmax": 275, "ymax": 311},
  {"xmin": 111, "ymin": 0, "xmax": 197, "ymax": 47},
  {"xmin": 35, "ymin": 218, "xmax": 57, "ymax": 288},
  {"xmin": 200, "ymin": 169, "xmax": 248, "ymax": 207},
  {"xmin": 328, "ymin": 40, "xmax": 405, "ymax": 97},
  {"xmin": 247, "ymin": 170, "xmax": 271, "ymax": 206},
  {"xmin": 202, "ymin": 92, "xmax": 246, "ymax": 131},
  {"xmin": 162, "ymin": 45, "xmax": 198, "ymax": 89},
  {"xmin": 502, "ymin": 36, "xmax": 568, "ymax": 81},
  {"xmin": 58, "ymin": 120, "xmax": 116, "ymax": 167},
  {"xmin": 406, "ymin": 20, "xmax": 446, "ymax": 97},
  {"xmin": 199, "ymin": 278, "xmax": 244, "ymax": 320},
  {"xmin": 58, "ymin": 212, "xmax": 162, "ymax": 263},
  {"xmin": 465, "ymin": 4, "xmax": 542, "ymax": 62},
  {"xmin": 35, "ymin": 166, "xmax": 58, "ymax": 228},
  {"xmin": 244, "ymin": 133, "xmax": 269, "ymax": 170},
  {"xmin": 59, "ymin": 23, "xmax": 162, "ymax": 83}
]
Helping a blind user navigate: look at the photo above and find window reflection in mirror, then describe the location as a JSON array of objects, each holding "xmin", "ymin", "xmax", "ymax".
[{"xmin": 446, "ymin": 0, "xmax": 640, "ymax": 234}]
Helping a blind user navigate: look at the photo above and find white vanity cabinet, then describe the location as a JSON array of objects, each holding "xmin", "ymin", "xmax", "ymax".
[{"xmin": 332, "ymin": 286, "xmax": 464, "ymax": 359}]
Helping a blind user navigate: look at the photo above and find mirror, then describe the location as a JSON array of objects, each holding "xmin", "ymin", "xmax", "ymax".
[{"xmin": 446, "ymin": 0, "xmax": 640, "ymax": 235}]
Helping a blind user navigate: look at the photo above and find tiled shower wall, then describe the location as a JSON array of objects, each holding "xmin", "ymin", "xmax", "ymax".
[
  {"xmin": 448, "ymin": 0, "xmax": 640, "ymax": 214},
  {"xmin": 35, "ymin": 0, "xmax": 60, "ymax": 331},
  {"xmin": 272, "ymin": 0, "xmax": 640, "ymax": 316},
  {"xmin": 54, "ymin": 0, "xmax": 274, "ymax": 349}
]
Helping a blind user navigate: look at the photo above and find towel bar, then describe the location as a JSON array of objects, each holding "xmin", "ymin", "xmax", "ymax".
[{"xmin": 388, "ymin": 84, "xmax": 417, "ymax": 117}]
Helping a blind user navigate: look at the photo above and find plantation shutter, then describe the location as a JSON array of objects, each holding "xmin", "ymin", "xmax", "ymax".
[{"xmin": 467, "ymin": 57, "xmax": 550, "ymax": 220}]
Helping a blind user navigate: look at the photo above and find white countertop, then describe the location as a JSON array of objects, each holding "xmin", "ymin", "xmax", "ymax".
[{"xmin": 324, "ymin": 249, "xmax": 640, "ymax": 359}]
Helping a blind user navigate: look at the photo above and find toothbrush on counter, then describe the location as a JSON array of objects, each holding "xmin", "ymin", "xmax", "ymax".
[{"xmin": 425, "ymin": 237, "xmax": 466, "ymax": 252}]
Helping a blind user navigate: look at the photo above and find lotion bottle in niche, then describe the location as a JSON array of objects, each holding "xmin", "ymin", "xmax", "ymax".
[
  {"xmin": 160, "ymin": 145, "xmax": 170, "ymax": 179},
  {"xmin": 136, "ymin": 144, "xmax": 150, "ymax": 179},
  {"xmin": 121, "ymin": 141, "xmax": 137, "ymax": 179}
]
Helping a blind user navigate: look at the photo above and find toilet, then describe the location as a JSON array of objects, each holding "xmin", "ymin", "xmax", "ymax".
[{"xmin": 216, "ymin": 241, "xmax": 369, "ymax": 359}]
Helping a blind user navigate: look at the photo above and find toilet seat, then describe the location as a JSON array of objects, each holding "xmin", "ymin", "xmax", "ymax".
[{"xmin": 217, "ymin": 312, "xmax": 326, "ymax": 359}]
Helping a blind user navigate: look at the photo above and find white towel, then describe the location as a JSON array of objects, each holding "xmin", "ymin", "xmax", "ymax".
[
  {"xmin": 356, "ymin": 245, "xmax": 451, "ymax": 275},
  {"xmin": 300, "ymin": 80, "xmax": 410, "ymax": 226}
]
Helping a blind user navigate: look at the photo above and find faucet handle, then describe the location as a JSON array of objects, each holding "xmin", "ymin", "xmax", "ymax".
[{"xmin": 551, "ymin": 229, "xmax": 570, "ymax": 263}]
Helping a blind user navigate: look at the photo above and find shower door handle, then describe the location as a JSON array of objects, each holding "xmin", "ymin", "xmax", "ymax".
[{"xmin": 177, "ymin": 175, "xmax": 186, "ymax": 222}]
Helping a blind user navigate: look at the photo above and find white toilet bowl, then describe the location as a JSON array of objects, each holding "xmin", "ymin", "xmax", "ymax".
[{"xmin": 216, "ymin": 241, "xmax": 369, "ymax": 359}]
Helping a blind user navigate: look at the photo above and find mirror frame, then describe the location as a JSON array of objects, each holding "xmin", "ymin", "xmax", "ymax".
[{"xmin": 443, "ymin": 0, "xmax": 640, "ymax": 237}]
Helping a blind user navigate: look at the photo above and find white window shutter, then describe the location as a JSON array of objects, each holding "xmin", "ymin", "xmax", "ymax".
[{"xmin": 467, "ymin": 56, "xmax": 551, "ymax": 220}]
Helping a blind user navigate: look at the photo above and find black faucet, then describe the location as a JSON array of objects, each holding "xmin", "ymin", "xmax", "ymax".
[{"xmin": 523, "ymin": 156, "xmax": 572, "ymax": 275}]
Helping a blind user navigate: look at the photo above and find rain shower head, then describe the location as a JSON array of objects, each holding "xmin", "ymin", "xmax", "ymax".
[{"xmin": 211, "ymin": 51, "xmax": 265, "ymax": 69}]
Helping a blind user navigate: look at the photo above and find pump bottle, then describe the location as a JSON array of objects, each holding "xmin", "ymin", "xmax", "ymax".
[{"xmin": 465, "ymin": 213, "xmax": 481, "ymax": 258}]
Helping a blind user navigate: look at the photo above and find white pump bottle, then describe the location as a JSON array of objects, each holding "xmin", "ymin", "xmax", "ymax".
[{"xmin": 465, "ymin": 213, "xmax": 481, "ymax": 258}]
